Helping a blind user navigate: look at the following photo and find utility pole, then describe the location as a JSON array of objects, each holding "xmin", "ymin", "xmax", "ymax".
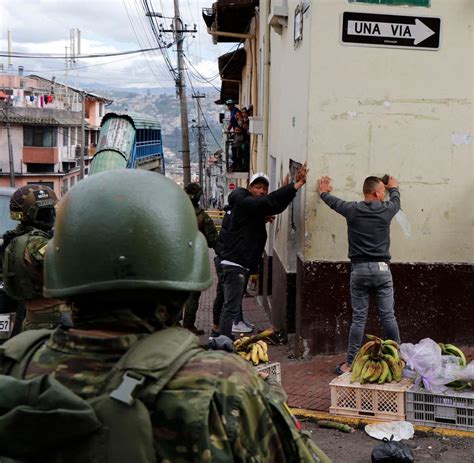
[
  {"xmin": 174, "ymin": 0, "xmax": 191, "ymax": 186},
  {"xmin": 146, "ymin": 3, "xmax": 196, "ymax": 185},
  {"xmin": 192, "ymin": 93, "xmax": 205, "ymax": 187},
  {"xmin": 1, "ymin": 102, "xmax": 15, "ymax": 187},
  {"xmin": 79, "ymin": 91, "xmax": 86, "ymax": 179}
]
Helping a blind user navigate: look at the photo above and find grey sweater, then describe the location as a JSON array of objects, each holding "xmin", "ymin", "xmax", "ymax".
[{"xmin": 320, "ymin": 188, "xmax": 400, "ymax": 262}]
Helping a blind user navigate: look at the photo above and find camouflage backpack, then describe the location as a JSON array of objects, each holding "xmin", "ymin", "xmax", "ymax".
[{"xmin": 0, "ymin": 327, "xmax": 201, "ymax": 463}]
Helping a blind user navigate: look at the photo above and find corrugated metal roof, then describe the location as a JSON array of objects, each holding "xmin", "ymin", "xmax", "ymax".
[
  {"xmin": 0, "ymin": 108, "xmax": 84, "ymax": 126},
  {"xmin": 89, "ymin": 150, "xmax": 127, "ymax": 175},
  {"xmin": 102, "ymin": 112, "xmax": 161, "ymax": 130}
]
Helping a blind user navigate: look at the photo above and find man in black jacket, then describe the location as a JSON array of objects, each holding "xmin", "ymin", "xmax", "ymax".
[{"xmin": 214, "ymin": 165, "xmax": 307, "ymax": 339}]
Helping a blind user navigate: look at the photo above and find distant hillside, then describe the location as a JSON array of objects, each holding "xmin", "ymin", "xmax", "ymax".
[{"xmin": 89, "ymin": 86, "xmax": 224, "ymax": 163}]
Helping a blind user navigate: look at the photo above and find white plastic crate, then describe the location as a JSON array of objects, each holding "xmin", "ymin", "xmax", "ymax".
[
  {"xmin": 406, "ymin": 386, "xmax": 474, "ymax": 431},
  {"xmin": 330, "ymin": 372, "xmax": 413, "ymax": 421},
  {"xmin": 255, "ymin": 362, "xmax": 281, "ymax": 384}
]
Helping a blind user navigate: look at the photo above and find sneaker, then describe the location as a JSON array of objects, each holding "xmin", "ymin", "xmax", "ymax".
[
  {"xmin": 208, "ymin": 330, "xmax": 220, "ymax": 340},
  {"xmin": 242, "ymin": 320, "xmax": 255, "ymax": 330},
  {"xmin": 232, "ymin": 321, "xmax": 253, "ymax": 333}
]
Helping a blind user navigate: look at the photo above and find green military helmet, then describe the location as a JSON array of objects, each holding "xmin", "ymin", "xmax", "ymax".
[
  {"xmin": 184, "ymin": 182, "xmax": 203, "ymax": 206},
  {"xmin": 43, "ymin": 170, "xmax": 212, "ymax": 298},
  {"xmin": 10, "ymin": 184, "xmax": 57, "ymax": 229}
]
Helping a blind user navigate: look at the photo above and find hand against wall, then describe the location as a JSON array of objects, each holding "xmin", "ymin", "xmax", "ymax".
[{"xmin": 317, "ymin": 176, "xmax": 333, "ymax": 194}]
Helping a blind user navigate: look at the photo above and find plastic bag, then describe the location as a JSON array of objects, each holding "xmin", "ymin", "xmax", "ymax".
[
  {"xmin": 371, "ymin": 437, "xmax": 414, "ymax": 463},
  {"xmin": 365, "ymin": 421, "xmax": 414, "ymax": 441},
  {"xmin": 400, "ymin": 338, "xmax": 457, "ymax": 393}
]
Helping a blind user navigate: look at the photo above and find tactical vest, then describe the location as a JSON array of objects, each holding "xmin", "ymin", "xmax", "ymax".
[
  {"xmin": 3, "ymin": 230, "xmax": 47, "ymax": 301},
  {"xmin": 0, "ymin": 327, "xmax": 201, "ymax": 463}
]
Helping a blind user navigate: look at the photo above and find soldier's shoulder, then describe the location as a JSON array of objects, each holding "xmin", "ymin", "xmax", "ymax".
[{"xmin": 169, "ymin": 349, "xmax": 263, "ymax": 393}]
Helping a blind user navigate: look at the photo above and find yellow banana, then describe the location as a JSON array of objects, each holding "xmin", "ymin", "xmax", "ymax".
[
  {"xmin": 377, "ymin": 359, "xmax": 390, "ymax": 384},
  {"xmin": 382, "ymin": 344, "xmax": 400, "ymax": 363},
  {"xmin": 256, "ymin": 343, "xmax": 268, "ymax": 363},
  {"xmin": 256, "ymin": 340, "xmax": 268, "ymax": 355},
  {"xmin": 356, "ymin": 340, "xmax": 377, "ymax": 359},
  {"xmin": 251, "ymin": 344, "xmax": 260, "ymax": 365},
  {"xmin": 245, "ymin": 352, "xmax": 252, "ymax": 362},
  {"xmin": 350, "ymin": 354, "xmax": 370, "ymax": 383}
]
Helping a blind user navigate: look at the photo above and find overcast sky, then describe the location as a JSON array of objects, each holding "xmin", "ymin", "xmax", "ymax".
[{"xmin": 0, "ymin": 0, "xmax": 231, "ymax": 91}]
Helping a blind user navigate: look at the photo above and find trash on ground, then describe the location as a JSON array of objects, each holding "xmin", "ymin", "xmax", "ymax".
[{"xmin": 365, "ymin": 421, "xmax": 414, "ymax": 441}]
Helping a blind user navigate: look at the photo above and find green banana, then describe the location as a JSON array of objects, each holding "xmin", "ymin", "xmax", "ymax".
[
  {"xmin": 361, "ymin": 360, "xmax": 377, "ymax": 384},
  {"xmin": 351, "ymin": 354, "xmax": 370, "ymax": 383},
  {"xmin": 386, "ymin": 366, "xmax": 393, "ymax": 383},
  {"xmin": 383, "ymin": 354, "xmax": 403, "ymax": 382},
  {"xmin": 377, "ymin": 359, "xmax": 390, "ymax": 384},
  {"xmin": 443, "ymin": 344, "xmax": 467, "ymax": 367},
  {"xmin": 383, "ymin": 339, "xmax": 400, "ymax": 349},
  {"xmin": 366, "ymin": 334, "xmax": 383, "ymax": 342},
  {"xmin": 368, "ymin": 361, "xmax": 383, "ymax": 383},
  {"xmin": 382, "ymin": 344, "xmax": 400, "ymax": 362}
]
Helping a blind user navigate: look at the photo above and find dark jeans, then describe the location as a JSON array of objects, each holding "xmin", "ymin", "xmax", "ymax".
[
  {"xmin": 213, "ymin": 258, "xmax": 249, "ymax": 338},
  {"xmin": 183, "ymin": 291, "xmax": 201, "ymax": 329},
  {"xmin": 212, "ymin": 257, "xmax": 246, "ymax": 328},
  {"xmin": 347, "ymin": 262, "xmax": 401, "ymax": 365}
]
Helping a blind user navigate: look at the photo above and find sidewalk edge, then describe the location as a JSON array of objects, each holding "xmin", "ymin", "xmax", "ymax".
[{"xmin": 290, "ymin": 407, "xmax": 474, "ymax": 439}]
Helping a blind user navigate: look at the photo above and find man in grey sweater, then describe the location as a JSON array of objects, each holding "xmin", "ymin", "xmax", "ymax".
[{"xmin": 318, "ymin": 175, "xmax": 401, "ymax": 374}]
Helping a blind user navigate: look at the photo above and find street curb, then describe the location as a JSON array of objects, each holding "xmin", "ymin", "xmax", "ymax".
[{"xmin": 290, "ymin": 407, "xmax": 474, "ymax": 439}]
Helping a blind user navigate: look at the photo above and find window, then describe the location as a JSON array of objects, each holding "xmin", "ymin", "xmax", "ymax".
[
  {"xmin": 99, "ymin": 103, "xmax": 104, "ymax": 117},
  {"xmin": 26, "ymin": 164, "xmax": 55, "ymax": 173},
  {"xmin": 62, "ymin": 127, "xmax": 69, "ymax": 146},
  {"xmin": 349, "ymin": 0, "xmax": 430, "ymax": 6},
  {"xmin": 24, "ymin": 126, "xmax": 57, "ymax": 147},
  {"xmin": 27, "ymin": 181, "xmax": 54, "ymax": 190},
  {"xmin": 62, "ymin": 179, "xmax": 68, "ymax": 195}
]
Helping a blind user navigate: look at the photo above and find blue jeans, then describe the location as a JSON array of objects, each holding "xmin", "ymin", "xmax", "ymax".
[
  {"xmin": 214, "ymin": 259, "xmax": 249, "ymax": 338},
  {"xmin": 347, "ymin": 262, "xmax": 401, "ymax": 365}
]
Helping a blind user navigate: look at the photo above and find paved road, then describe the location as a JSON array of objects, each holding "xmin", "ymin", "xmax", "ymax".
[{"xmin": 305, "ymin": 420, "xmax": 474, "ymax": 462}]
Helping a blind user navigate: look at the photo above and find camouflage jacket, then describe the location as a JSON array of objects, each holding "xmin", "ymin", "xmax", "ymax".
[
  {"xmin": 195, "ymin": 206, "xmax": 218, "ymax": 249},
  {"xmin": 24, "ymin": 317, "xmax": 330, "ymax": 463}
]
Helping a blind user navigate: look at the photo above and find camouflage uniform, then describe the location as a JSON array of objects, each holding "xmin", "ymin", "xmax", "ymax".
[
  {"xmin": 23, "ymin": 308, "xmax": 329, "ymax": 462},
  {"xmin": 2, "ymin": 186, "xmax": 69, "ymax": 331},
  {"xmin": 0, "ymin": 171, "xmax": 330, "ymax": 462},
  {"xmin": 183, "ymin": 184, "xmax": 219, "ymax": 333}
]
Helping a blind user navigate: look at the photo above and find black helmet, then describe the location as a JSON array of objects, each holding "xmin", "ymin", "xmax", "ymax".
[
  {"xmin": 184, "ymin": 182, "xmax": 203, "ymax": 205},
  {"xmin": 10, "ymin": 185, "xmax": 57, "ymax": 229}
]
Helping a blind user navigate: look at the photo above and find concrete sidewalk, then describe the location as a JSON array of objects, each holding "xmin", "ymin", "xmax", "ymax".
[{"xmin": 195, "ymin": 258, "xmax": 474, "ymax": 413}]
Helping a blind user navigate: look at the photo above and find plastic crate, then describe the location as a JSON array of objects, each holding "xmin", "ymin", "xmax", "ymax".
[
  {"xmin": 255, "ymin": 362, "xmax": 281, "ymax": 384},
  {"xmin": 406, "ymin": 386, "xmax": 474, "ymax": 431},
  {"xmin": 330, "ymin": 372, "xmax": 413, "ymax": 421}
]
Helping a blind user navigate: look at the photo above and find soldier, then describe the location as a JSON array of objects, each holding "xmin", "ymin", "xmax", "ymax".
[
  {"xmin": 2, "ymin": 185, "xmax": 69, "ymax": 331},
  {"xmin": 0, "ymin": 170, "xmax": 330, "ymax": 462},
  {"xmin": 182, "ymin": 182, "xmax": 218, "ymax": 335}
]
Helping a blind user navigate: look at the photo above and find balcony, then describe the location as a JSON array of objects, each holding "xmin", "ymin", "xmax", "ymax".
[
  {"xmin": 203, "ymin": 0, "xmax": 259, "ymax": 43},
  {"xmin": 23, "ymin": 147, "xmax": 59, "ymax": 164}
]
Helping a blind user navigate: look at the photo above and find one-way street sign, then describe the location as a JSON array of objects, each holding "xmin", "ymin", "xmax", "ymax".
[{"xmin": 341, "ymin": 12, "xmax": 441, "ymax": 50}]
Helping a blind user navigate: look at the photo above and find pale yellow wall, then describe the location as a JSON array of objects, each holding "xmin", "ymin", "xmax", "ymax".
[
  {"xmin": 267, "ymin": 0, "xmax": 313, "ymax": 268},
  {"xmin": 305, "ymin": 0, "xmax": 473, "ymax": 264}
]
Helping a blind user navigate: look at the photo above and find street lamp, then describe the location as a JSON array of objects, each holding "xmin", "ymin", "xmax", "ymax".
[{"xmin": 146, "ymin": 11, "xmax": 163, "ymax": 18}]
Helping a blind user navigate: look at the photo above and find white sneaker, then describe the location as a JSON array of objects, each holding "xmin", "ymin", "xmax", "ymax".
[
  {"xmin": 232, "ymin": 321, "xmax": 253, "ymax": 333},
  {"xmin": 242, "ymin": 320, "xmax": 255, "ymax": 330}
]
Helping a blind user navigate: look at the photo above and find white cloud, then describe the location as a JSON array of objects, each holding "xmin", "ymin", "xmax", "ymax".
[{"xmin": 0, "ymin": 0, "xmax": 232, "ymax": 89}]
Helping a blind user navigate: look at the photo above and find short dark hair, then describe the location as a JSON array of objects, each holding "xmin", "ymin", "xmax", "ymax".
[{"xmin": 363, "ymin": 176, "xmax": 382, "ymax": 194}]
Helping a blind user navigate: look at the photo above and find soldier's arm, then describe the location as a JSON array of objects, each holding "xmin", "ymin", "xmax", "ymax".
[
  {"xmin": 224, "ymin": 371, "xmax": 331, "ymax": 462},
  {"xmin": 24, "ymin": 235, "xmax": 49, "ymax": 268},
  {"xmin": 201, "ymin": 213, "xmax": 219, "ymax": 248}
]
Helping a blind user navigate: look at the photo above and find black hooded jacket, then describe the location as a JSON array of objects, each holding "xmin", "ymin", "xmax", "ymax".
[{"xmin": 215, "ymin": 184, "xmax": 298, "ymax": 272}]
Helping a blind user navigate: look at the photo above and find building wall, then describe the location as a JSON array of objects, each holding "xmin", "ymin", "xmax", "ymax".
[
  {"xmin": 0, "ymin": 125, "xmax": 23, "ymax": 173},
  {"xmin": 306, "ymin": 0, "xmax": 472, "ymax": 264},
  {"xmin": 298, "ymin": 0, "xmax": 473, "ymax": 354}
]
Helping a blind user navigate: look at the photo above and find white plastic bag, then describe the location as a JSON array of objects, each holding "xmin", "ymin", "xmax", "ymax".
[
  {"xmin": 400, "ymin": 338, "xmax": 457, "ymax": 393},
  {"xmin": 365, "ymin": 421, "xmax": 414, "ymax": 441}
]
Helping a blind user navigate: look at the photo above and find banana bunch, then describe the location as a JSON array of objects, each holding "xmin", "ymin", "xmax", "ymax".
[
  {"xmin": 235, "ymin": 338, "xmax": 269, "ymax": 365},
  {"xmin": 438, "ymin": 343, "xmax": 467, "ymax": 367},
  {"xmin": 350, "ymin": 334, "xmax": 404, "ymax": 385}
]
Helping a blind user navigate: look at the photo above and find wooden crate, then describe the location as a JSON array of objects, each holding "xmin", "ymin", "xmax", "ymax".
[{"xmin": 330, "ymin": 372, "xmax": 413, "ymax": 421}]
